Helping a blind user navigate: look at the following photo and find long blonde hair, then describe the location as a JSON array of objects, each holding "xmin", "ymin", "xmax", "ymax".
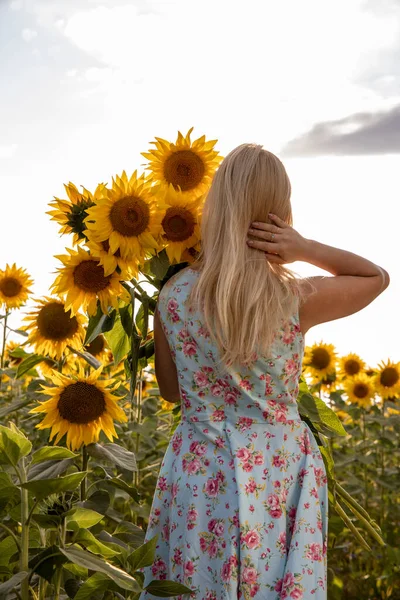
[{"xmin": 187, "ymin": 143, "xmax": 311, "ymax": 370}]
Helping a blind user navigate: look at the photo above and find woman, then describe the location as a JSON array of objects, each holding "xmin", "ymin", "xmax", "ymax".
[{"xmin": 139, "ymin": 144, "xmax": 390, "ymax": 599}]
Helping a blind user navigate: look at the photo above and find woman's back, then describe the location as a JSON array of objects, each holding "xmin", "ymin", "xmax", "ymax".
[
  {"xmin": 158, "ymin": 267, "xmax": 305, "ymax": 427},
  {"xmin": 139, "ymin": 267, "xmax": 329, "ymax": 600}
]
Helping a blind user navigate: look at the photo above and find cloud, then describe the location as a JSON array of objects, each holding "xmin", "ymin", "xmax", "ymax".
[
  {"xmin": 21, "ymin": 28, "xmax": 38, "ymax": 42},
  {"xmin": 10, "ymin": 0, "xmax": 23, "ymax": 10},
  {"xmin": 0, "ymin": 144, "xmax": 18, "ymax": 159},
  {"xmin": 280, "ymin": 104, "xmax": 400, "ymax": 157}
]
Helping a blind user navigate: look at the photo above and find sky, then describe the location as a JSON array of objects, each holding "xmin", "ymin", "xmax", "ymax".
[{"xmin": 0, "ymin": 0, "xmax": 399, "ymax": 367}]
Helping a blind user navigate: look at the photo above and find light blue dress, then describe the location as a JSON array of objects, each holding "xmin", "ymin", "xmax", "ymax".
[{"xmin": 139, "ymin": 268, "xmax": 328, "ymax": 599}]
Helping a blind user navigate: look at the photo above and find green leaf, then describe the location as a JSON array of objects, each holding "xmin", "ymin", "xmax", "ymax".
[
  {"xmin": 85, "ymin": 306, "xmax": 117, "ymax": 346},
  {"xmin": 106, "ymin": 478, "xmax": 141, "ymax": 502},
  {"xmin": 298, "ymin": 392, "xmax": 347, "ymax": 437},
  {"xmin": 120, "ymin": 304, "xmax": 133, "ymax": 337},
  {"xmin": 74, "ymin": 572, "xmax": 112, "ymax": 600},
  {"xmin": 0, "ymin": 537, "xmax": 18, "ymax": 567},
  {"xmin": 148, "ymin": 250, "xmax": 170, "ymax": 280},
  {"xmin": 74, "ymin": 529, "xmax": 121, "ymax": 558},
  {"xmin": 104, "ymin": 314, "xmax": 130, "ymax": 364},
  {"xmin": 0, "ymin": 572, "xmax": 28, "ymax": 599},
  {"xmin": 113, "ymin": 521, "xmax": 146, "ymax": 547},
  {"xmin": 60, "ymin": 546, "xmax": 141, "ymax": 592},
  {"xmin": 28, "ymin": 546, "xmax": 67, "ymax": 583},
  {"xmin": 68, "ymin": 347, "xmax": 102, "ymax": 369},
  {"xmin": 82, "ymin": 490, "xmax": 110, "ymax": 515},
  {"xmin": 0, "ymin": 472, "xmax": 19, "ymax": 514},
  {"xmin": 31, "ymin": 446, "xmax": 79, "ymax": 465},
  {"xmin": 86, "ymin": 443, "xmax": 137, "ymax": 472},
  {"xmin": 65, "ymin": 508, "xmax": 104, "ymax": 531},
  {"xmin": 0, "ymin": 424, "xmax": 32, "ymax": 467},
  {"xmin": 128, "ymin": 535, "xmax": 158, "ymax": 571},
  {"xmin": 20, "ymin": 471, "xmax": 87, "ymax": 500},
  {"xmin": 144, "ymin": 580, "xmax": 193, "ymax": 597},
  {"xmin": 31, "ymin": 513, "xmax": 61, "ymax": 530},
  {"xmin": 28, "ymin": 458, "xmax": 74, "ymax": 481},
  {"xmin": 16, "ymin": 353, "xmax": 47, "ymax": 378}
]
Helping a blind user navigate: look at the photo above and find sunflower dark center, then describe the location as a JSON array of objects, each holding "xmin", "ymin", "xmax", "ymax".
[
  {"xmin": 58, "ymin": 381, "xmax": 106, "ymax": 424},
  {"xmin": 66, "ymin": 199, "xmax": 95, "ymax": 239},
  {"xmin": 109, "ymin": 196, "xmax": 150, "ymax": 237},
  {"xmin": 353, "ymin": 383, "xmax": 369, "ymax": 398},
  {"xmin": 37, "ymin": 302, "xmax": 79, "ymax": 341},
  {"xmin": 85, "ymin": 335, "xmax": 105, "ymax": 356},
  {"xmin": 164, "ymin": 150, "xmax": 205, "ymax": 191},
  {"xmin": 73, "ymin": 260, "xmax": 111, "ymax": 292},
  {"xmin": 344, "ymin": 359, "xmax": 361, "ymax": 376},
  {"xmin": 380, "ymin": 367, "xmax": 399, "ymax": 388},
  {"xmin": 0, "ymin": 277, "xmax": 23, "ymax": 298},
  {"xmin": 311, "ymin": 348, "xmax": 331, "ymax": 370},
  {"xmin": 162, "ymin": 207, "xmax": 195, "ymax": 242},
  {"xmin": 101, "ymin": 239, "xmax": 121, "ymax": 258}
]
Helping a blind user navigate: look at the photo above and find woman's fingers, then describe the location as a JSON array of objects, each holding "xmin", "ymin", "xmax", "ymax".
[
  {"xmin": 268, "ymin": 213, "xmax": 289, "ymax": 228},
  {"xmin": 250, "ymin": 222, "xmax": 281, "ymax": 234},
  {"xmin": 248, "ymin": 227, "xmax": 280, "ymax": 241},
  {"xmin": 247, "ymin": 239, "xmax": 279, "ymax": 254}
]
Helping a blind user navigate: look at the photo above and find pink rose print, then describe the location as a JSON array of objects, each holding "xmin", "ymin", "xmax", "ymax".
[
  {"xmin": 236, "ymin": 447, "xmax": 251, "ymax": 461},
  {"xmin": 224, "ymin": 391, "xmax": 238, "ymax": 406},
  {"xmin": 172, "ymin": 432, "xmax": 183, "ymax": 455},
  {"xmin": 204, "ymin": 478, "xmax": 220, "ymax": 497},
  {"xmin": 184, "ymin": 560, "xmax": 195, "ymax": 577},
  {"xmin": 242, "ymin": 529, "xmax": 261, "ymax": 549},
  {"xmin": 242, "ymin": 567, "xmax": 258, "ymax": 584},
  {"xmin": 151, "ymin": 557, "xmax": 167, "ymax": 580},
  {"xmin": 265, "ymin": 493, "xmax": 283, "ymax": 519},
  {"xmin": 194, "ymin": 371, "xmax": 208, "ymax": 387},
  {"xmin": 305, "ymin": 542, "xmax": 323, "ymax": 562},
  {"xmin": 183, "ymin": 340, "xmax": 198, "ymax": 357},
  {"xmin": 167, "ymin": 298, "xmax": 178, "ymax": 312},
  {"xmin": 210, "ymin": 383, "xmax": 224, "ymax": 396},
  {"xmin": 211, "ymin": 407, "xmax": 225, "ymax": 421}
]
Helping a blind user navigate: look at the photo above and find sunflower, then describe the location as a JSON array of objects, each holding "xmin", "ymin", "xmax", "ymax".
[
  {"xmin": 0, "ymin": 264, "xmax": 33, "ymax": 310},
  {"xmin": 142, "ymin": 127, "xmax": 223, "ymax": 198},
  {"xmin": 334, "ymin": 409, "xmax": 353, "ymax": 424},
  {"xmin": 84, "ymin": 229, "xmax": 139, "ymax": 279},
  {"xmin": 23, "ymin": 297, "xmax": 86, "ymax": 360},
  {"xmin": 51, "ymin": 247, "xmax": 127, "ymax": 316},
  {"xmin": 343, "ymin": 373, "xmax": 376, "ymax": 408},
  {"xmin": 84, "ymin": 171, "xmax": 163, "ymax": 265},
  {"xmin": 4, "ymin": 341, "xmax": 26, "ymax": 368},
  {"xmin": 157, "ymin": 184, "xmax": 203, "ymax": 264},
  {"xmin": 47, "ymin": 182, "xmax": 106, "ymax": 245},
  {"xmin": 84, "ymin": 335, "xmax": 113, "ymax": 365},
  {"xmin": 338, "ymin": 353, "xmax": 366, "ymax": 380},
  {"xmin": 31, "ymin": 367, "xmax": 127, "ymax": 451},
  {"xmin": 303, "ymin": 342, "xmax": 337, "ymax": 379},
  {"xmin": 374, "ymin": 359, "xmax": 400, "ymax": 399}
]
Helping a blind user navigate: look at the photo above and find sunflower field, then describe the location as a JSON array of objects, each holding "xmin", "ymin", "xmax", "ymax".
[{"xmin": 0, "ymin": 128, "xmax": 399, "ymax": 600}]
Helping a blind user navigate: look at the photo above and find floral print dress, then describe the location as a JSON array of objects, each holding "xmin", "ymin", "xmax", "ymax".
[{"xmin": 139, "ymin": 268, "xmax": 328, "ymax": 600}]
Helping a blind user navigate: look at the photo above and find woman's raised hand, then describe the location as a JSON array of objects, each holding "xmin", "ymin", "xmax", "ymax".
[{"xmin": 246, "ymin": 213, "xmax": 309, "ymax": 264}]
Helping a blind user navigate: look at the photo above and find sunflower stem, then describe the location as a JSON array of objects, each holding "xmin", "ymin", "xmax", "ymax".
[
  {"xmin": 81, "ymin": 446, "xmax": 88, "ymax": 501},
  {"xmin": 361, "ymin": 407, "xmax": 369, "ymax": 512},
  {"xmin": 19, "ymin": 457, "xmax": 30, "ymax": 600},
  {"xmin": 129, "ymin": 288, "xmax": 142, "ymax": 420},
  {"xmin": 0, "ymin": 310, "xmax": 9, "ymax": 386},
  {"xmin": 379, "ymin": 399, "xmax": 386, "ymax": 528}
]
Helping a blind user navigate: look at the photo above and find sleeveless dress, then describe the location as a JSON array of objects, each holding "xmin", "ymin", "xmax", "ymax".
[{"xmin": 139, "ymin": 267, "xmax": 328, "ymax": 600}]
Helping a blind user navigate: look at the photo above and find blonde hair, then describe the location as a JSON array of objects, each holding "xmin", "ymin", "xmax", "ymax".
[{"xmin": 187, "ymin": 143, "xmax": 312, "ymax": 370}]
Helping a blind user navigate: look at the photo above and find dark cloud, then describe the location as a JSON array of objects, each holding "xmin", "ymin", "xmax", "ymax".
[{"xmin": 280, "ymin": 104, "xmax": 400, "ymax": 157}]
